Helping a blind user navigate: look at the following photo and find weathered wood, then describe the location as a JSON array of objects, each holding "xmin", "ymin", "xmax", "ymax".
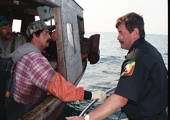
[
  {"xmin": 19, "ymin": 96, "xmax": 63, "ymax": 120},
  {"xmin": 53, "ymin": 7, "xmax": 67, "ymax": 79}
]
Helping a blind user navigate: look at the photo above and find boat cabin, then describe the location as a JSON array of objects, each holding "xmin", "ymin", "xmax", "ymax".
[{"xmin": 0, "ymin": 0, "xmax": 100, "ymax": 119}]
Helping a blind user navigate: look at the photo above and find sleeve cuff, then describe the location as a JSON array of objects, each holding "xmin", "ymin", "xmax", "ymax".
[{"xmin": 84, "ymin": 90, "xmax": 92, "ymax": 100}]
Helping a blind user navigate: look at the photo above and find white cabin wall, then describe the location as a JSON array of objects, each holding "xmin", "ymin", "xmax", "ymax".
[{"xmin": 60, "ymin": 0, "xmax": 84, "ymax": 84}]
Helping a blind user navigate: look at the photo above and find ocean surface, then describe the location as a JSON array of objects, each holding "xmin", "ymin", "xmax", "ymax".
[{"xmin": 59, "ymin": 32, "xmax": 168, "ymax": 120}]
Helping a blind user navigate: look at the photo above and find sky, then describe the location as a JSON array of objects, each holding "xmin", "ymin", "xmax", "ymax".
[{"xmin": 75, "ymin": 0, "xmax": 168, "ymax": 35}]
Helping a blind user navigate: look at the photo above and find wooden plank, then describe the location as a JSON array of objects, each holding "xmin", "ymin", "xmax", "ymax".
[
  {"xmin": 54, "ymin": 7, "xmax": 67, "ymax": 79},
  {"xmin": 26, "ymin": 8, "xmax": 38, "ymax": 15},
  {"xmin": 19, "ymin": 96, "xmax": 63, "ymax": 120}
]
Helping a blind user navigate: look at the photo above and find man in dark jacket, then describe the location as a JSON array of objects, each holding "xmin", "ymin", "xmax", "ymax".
[{"xmin": 66, "ymin": 12, "xmax": 168, "ymax": 120}]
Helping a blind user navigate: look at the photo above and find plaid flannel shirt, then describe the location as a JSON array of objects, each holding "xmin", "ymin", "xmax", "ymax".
[{"xmin": 13, "ymin": 52, "xmax": 56, "ymax": 105}]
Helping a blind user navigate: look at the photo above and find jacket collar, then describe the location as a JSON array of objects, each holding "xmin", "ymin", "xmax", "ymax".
[{"xmin": 128, "ymin": 37, "xmax": 145, "ymax": 54}]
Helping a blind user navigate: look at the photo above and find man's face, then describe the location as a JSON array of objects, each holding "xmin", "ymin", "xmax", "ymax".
[
  {"xmin": 117, "ymin": 24, "xmax": 133, "ymax": 50},
  {"xmin": 38, "ymin": 29, "xmax": 51, "ymax": 50},
  {"xmin": 0, "ymin": 24, "xmax": 12, "ymax": 41}
]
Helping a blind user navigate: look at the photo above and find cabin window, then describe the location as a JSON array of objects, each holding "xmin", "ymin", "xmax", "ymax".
[
  {"xmin": 35, "ymin": 16, "xmax": 55, "ymax": 26},
  {"xmin": 67, "ymin": 23, "xmax": 75, "ymax": 53},
  {"xmin": 52, "ymin": 19, "xmax": 55, "ymax": 25},
  {"xmin": 12, "ymin": 19, "xmax": 22, "ymax": 33},
  {"xmin": 45, "ymin": 19, "xmax": 55, "ymax": 26},
  {"xmin": 35, "ymin": 16, "xmax": 40, "ymax": 21}
]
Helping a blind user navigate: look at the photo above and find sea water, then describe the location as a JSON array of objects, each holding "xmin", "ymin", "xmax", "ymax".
[{"xmin": 60, "ymin": 32, "xmax": 168, "ymax": 120}]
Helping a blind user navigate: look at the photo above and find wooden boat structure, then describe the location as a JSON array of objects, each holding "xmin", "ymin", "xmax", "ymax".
[{"xmin": 0, "ymin": 0, "xmax": 100, "ymax": 119}]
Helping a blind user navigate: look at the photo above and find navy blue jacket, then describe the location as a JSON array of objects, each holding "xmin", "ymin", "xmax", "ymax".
[{"xmin": 114, "ymin": 38, "xmax": 168, "ymax": 119}]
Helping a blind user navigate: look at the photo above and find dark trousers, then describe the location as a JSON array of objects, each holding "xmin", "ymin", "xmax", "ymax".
[
  {"xmin": 6, "ymin": 92, "xmax": 47, "ymax": 120},
  {"xmin": 129, "ymin": 110, "xmax": 168, "ymax": 120}
]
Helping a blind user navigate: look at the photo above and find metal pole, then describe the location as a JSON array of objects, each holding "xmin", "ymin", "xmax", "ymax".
[
  {"xmin": 118, "ymin": 111, "xmax": 124, "ymax": 120},
  {"xmin": 79, "ymin": 86, "xmax": 116, "ymax": 117}
]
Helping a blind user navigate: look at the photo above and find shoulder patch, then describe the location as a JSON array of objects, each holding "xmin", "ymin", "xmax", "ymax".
[{"xmin": 121, "ymin": 61, "xmax": 135, "ymax": 76}]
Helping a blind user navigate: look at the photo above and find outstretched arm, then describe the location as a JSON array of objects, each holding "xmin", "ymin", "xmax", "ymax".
[
  {"xmin": 47, "ymin": 72, "xmax": 85, "ymax": 102},
  {"xmin": 47, "ymin": 72, "xmax": 106, "ymax": 103},
  {"xmin": 66, "ymin": 94, "xmax": 128, "ymax": 120}
]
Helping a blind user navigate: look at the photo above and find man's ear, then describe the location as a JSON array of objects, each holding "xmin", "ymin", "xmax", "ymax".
[
  {"xmin": 32, "ymin": 33, "xmax": 39, "ymax": 41},
  {"xmin": 132, "ymin": 28, "xmax": 140, "ymax": 39},
  {"xmin": 32, "ymin": 33, "xmax": 36, "ymax": 38}
]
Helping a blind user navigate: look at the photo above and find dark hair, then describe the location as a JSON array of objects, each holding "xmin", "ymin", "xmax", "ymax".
[
  {"xmin": 115, "ymin": 12, "xmax": 145, "ymax": 38},
  {"xmin": 27, "ymin": 30, "xmax": 43, "ymax": 42}
]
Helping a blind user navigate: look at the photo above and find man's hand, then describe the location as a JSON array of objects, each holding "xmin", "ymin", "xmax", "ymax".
[{"xmin": 91, "ymin": 90, "xmax": 106, "ymax": 102}]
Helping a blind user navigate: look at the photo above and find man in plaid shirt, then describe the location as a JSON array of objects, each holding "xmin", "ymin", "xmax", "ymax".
[{"xmin": 6, "ymin": 20, "xmax": 106, "ymax": 120}]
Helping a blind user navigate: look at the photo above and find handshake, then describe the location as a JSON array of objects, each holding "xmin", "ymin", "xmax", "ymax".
[{"xmin": 91, "ymin": 90, "xmax": 106, "ymax": 102}]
